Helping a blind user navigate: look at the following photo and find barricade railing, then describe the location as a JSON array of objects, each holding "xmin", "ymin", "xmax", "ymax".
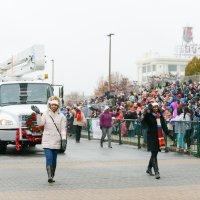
[
  {"xmin": 169, "ymin": 120, "xmax": 200, "ymax": 157},
  {"xmin": 84, "ymin": 118, "xmax": 200, "ymax": 157},
  {"xmin": 84, "ymin": 118, "xmax": 145, "ymax": 149}
]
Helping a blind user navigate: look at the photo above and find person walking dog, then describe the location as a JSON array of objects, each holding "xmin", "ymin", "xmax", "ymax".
[
  {"xmin": 142, "ymin": 102, "xmax": 170, "ymax": 179},
  {"xmin": 35, "ymin": 96, "xmax": 67, "ymax": 183}
]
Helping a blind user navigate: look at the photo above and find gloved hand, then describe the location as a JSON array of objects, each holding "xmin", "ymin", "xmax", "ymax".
[
  {"xmin": 61, "ymin": 139, "xmax": 67, "ymax": 149},
  {"xmin": 31, "ymin": 105, "xmax": 41, "ymax": 114}
]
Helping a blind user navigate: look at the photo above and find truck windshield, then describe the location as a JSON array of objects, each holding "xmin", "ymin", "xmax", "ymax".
[{"xmin": 0, "ymin": 83, "xmax": 53, "ymax": 106}]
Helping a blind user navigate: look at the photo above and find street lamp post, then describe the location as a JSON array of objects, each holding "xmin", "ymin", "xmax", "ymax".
[
  {"xmin": 51, "ymin": 59, "xmax": 54, "ymax": 85},
  {"xmin": 107, "ymin": 33, "xmax": 114, "ymax": 92}
]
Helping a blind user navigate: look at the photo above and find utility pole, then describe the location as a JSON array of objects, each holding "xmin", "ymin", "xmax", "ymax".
[
  {"xmin": 51, "ymin": 59, "xmax": 54, "ymax": 85},
  {"xmin": 107, "ymin": 33, "xmax": 114, "ymax": 92}
]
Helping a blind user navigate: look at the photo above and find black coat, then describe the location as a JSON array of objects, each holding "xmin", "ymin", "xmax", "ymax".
[
  {"xmin": 142, "ymin": 112, "xmax": 169, "ymax": 151},
  {"xmin": 124, "ymin": 111, "xmax": 138, "ymax": 128}
]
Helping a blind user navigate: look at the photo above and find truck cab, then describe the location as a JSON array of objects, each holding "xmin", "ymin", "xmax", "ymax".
[
  {"xmin": 0, "ymin": 81, "xmax": 54, "ymax": 153},
  {"xmin": 0, "ymin": 45, "xmax": 65, "ymax": 153}
]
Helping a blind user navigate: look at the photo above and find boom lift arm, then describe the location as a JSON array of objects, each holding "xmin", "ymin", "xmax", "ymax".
[{"xmin": 0, "ymin": 45, "xmax": 45, "ymax": 78}]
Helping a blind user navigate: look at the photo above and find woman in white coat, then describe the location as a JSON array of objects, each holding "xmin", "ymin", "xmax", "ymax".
[{"xmin": 36, "ymin": 96, "xmax": 67, "ymax": 183}]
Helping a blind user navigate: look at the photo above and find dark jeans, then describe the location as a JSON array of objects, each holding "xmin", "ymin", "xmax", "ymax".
[
  {"xmin": 44, "ymin": 148, "xmax": 58, "ymax": 167},
  {"xmin": 184, "ymin": 129, "xmax": 192, "ymax": 148},
  {"xmin": 148, "ymin": 150, "xmax": 159, "ymax": 173},
  {"xmin": 75, "ymin": 125, "xmax": 82, "ymax": 142}
]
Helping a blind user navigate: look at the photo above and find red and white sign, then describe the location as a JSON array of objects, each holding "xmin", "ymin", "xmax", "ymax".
[{"xmin": 183, "ymin": 27, "xmax": 193, "ymax": 43}]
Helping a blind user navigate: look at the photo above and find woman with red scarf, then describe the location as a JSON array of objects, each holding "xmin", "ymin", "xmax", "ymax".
[
  {"xmin": 142, "ymin": 102, "xmax": 170, "ymax": 179},
  {"xmin": 72, "ymin": 106, "xmax": 86, "ymax": 143}
]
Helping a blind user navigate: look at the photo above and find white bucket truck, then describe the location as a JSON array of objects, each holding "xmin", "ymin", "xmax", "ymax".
[{"xmin": 0, "ymin": 45, "xmax": 65, "ymax": 153}]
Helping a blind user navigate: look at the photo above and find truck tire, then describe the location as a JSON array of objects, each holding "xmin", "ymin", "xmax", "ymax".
[{"xmin": 0, "ymin": 142, "xmax": 7, "ymax": 154}]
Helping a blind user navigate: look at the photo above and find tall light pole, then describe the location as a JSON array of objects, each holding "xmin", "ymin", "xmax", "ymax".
[
  {"xmin": 107, "ymin": 33, "xmax": 114, "ymax": 92},
  {"xmin": 51, "ymin": 59, "xmax": 54, "ymax": 85}
]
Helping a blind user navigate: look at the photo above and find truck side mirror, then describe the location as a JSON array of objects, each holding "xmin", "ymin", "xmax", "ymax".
[{"xmin": 59, "ymin": 86, "xmax": 64, "ymax": 98}]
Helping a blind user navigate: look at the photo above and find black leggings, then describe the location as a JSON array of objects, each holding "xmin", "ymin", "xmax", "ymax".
[
  {"xmin": 151, "ymin": 151, "xmax": 158, "ymax": 159},
  {"xmin": 148, "ymin": 151, "xmax": 159, "ymax": 173},
  {"xmin": 75, "ymin": 125, "xmax": 82, "ymax": 142}
]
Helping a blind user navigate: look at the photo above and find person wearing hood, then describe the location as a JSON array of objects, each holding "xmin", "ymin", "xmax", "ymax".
[{"xmin": 36, "ymin": 96, "xmax": 67, "ymax": 183}]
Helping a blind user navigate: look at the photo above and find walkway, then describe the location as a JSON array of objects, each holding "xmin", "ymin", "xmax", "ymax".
[{"xmin": 0, "ymin": 138, "xmax": 200, "ymax": 200}]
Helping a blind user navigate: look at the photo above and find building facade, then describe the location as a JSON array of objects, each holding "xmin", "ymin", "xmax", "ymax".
[{"xmin": 137, "ymin": 56, "xmax": 190, "ymax": 83}]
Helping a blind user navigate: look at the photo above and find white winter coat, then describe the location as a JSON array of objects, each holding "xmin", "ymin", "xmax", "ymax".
[{"xmin": 37, "ymin": 109, "xmax": 67, "ymax": 149}]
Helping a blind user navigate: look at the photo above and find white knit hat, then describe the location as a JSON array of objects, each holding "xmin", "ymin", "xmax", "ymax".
[
  {"xmin": 49, "ymin": 99, "xmax": 59, "ymax": 105},
  {"xmin": 77, "ymin": 106, "xmax": 82, "ymax": 110},
  {"xmin": 152, "ymin": 102, "xmax": 159, "ymax": 107},
  {"xmin": 104, "ymin": 105, "xmax": 110, "ymax": 111}
]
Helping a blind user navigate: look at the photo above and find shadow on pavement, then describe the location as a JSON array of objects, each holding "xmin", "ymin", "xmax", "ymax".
[{"xmin": 1, "ymin": 145, "xmax": 44, "ymax": 157}]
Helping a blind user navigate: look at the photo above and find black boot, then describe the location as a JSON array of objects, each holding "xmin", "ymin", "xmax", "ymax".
[
  {"xmin": 152, "ymin": 158, "xmax": 160, "ymax": 179},
  {"xmin": 100, "ymin": 139, "xmax": 103, "ymax": 147},
  {"xmin": 146, "ymin": 157, "xmax": 154, "ymax": 176},
  {"xmin": 46, "ymin": 166, "xmax": 53, "ymax": 183},
  {"xmin": 155, "ymin": 172, "xmax": 160, "ymax": 179},
  {"xmin": 51, "ymin": 166, "xmax": 56, "ymax": 182},
  {"xmin": 155, "ymin": 158, "xmax": 160, "ymax": 179},
  {"xmin": 146, "ymin": 168, "xmax": 154, "ymax": 176}
]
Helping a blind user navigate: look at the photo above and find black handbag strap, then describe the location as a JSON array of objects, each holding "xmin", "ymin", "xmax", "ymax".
[{"xmin": 49, "ymin": 115, "xmax": 62, "ymax": 142}]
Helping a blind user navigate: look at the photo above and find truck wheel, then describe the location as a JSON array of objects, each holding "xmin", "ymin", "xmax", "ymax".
[{"xmin": 0, "ymin": 142, "xmax": 7, "ymax": 154}]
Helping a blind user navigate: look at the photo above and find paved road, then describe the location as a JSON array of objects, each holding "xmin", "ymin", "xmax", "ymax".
[{"xmin": 0, "ymin": 138, "xmax": 200, "ymax": 200}]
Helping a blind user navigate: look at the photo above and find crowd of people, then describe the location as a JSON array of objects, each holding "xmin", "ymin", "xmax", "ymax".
[
  {"xmin": 61, "ymin": 79, "xmax": 200, "ymax": 179},
  {"xmin": 62, "ymin": 79, "xmax": 200, "ymax": 153}
]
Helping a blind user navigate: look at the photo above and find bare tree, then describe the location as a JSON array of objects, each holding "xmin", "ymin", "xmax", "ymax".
[
  {"xmin": 65, "ymin": 92, "xmax": 84, "ymax": 106},
  {"xmin": 94, "ymin": 72, "xmax": 133, "ymax": 96}
]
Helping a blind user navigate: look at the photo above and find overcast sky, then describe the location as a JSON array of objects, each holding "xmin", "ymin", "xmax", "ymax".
[{"xmin": 0, "ymin": 0, "xmax": 200, "ymax": 95}]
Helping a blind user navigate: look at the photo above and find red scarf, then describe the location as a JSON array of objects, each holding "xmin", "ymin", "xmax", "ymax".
[{"xmin": 75, "ymin": 111, "xmax": 82, "ymax": 122}]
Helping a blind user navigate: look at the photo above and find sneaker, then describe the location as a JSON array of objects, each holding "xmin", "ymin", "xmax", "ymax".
[
  {"xmin": 155, "ymin": 172, "xmax": 160, "ymax": 179},
  {"xmin": 146, "ymin": 169, "xmax": 154, "ymax": 176}
]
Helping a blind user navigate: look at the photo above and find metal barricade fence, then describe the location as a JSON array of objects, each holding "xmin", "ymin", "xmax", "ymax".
[
  {"xmin": 84, "ymin": 118, "xmax": 145, "ymax": 149},
  {"xmin": 83, "ymin": 118, "xmax": 200, "ymax": 157},
  {"xmin": 169, "ymin": 120, "xmax": 200, "ymax": 157}
]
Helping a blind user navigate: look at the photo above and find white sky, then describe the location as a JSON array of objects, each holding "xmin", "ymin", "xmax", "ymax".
[{"xmin": 0, "ymin": 0, "xmax": 200, "ymax": 95}]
